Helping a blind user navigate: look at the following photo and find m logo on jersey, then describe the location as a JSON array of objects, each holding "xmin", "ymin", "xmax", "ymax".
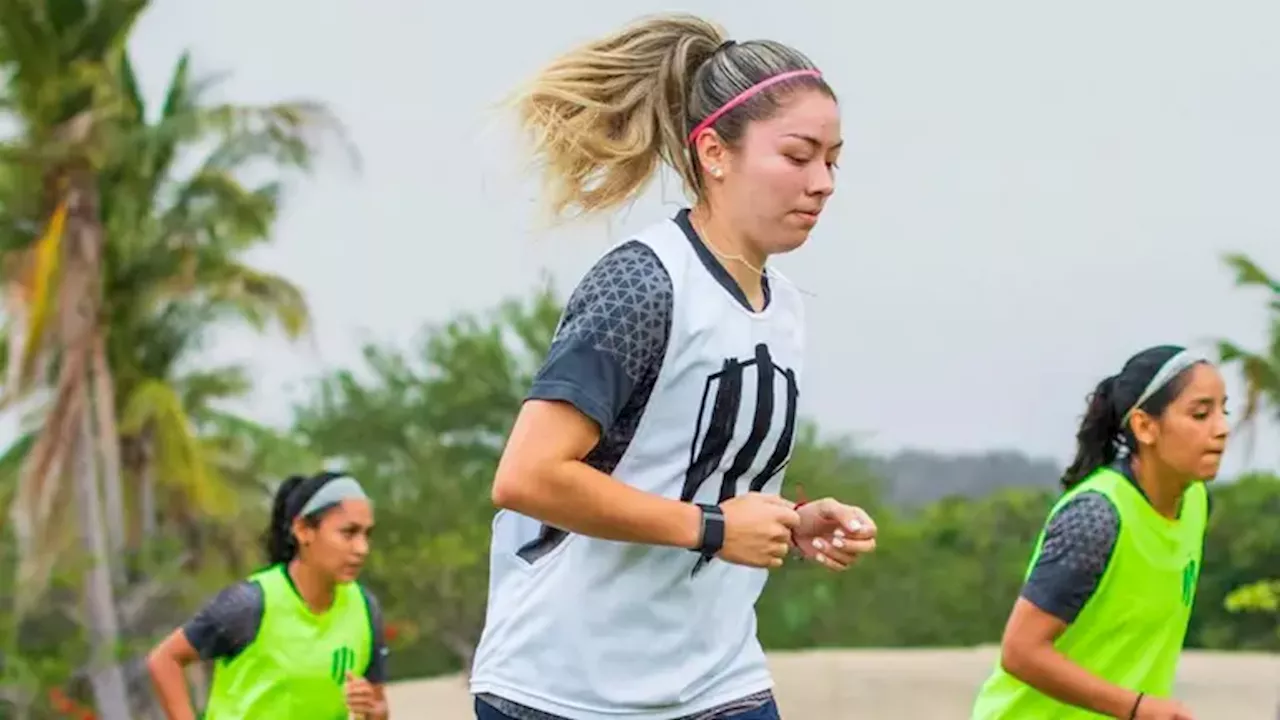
[
  {"xmin": 683, "ymin": 343, "xmax": 798, "ymax": 575},
  {"xmin": 330, "ymin": 645, "xmax": 356, "ymax": 684}
]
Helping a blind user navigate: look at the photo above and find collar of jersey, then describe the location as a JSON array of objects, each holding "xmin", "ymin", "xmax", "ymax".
[
  {"xmin": 1107, "ymin": 461, "xmax": 1192, "ymax": 527},
  {"xmin": 673, "ymin": 209, "xmax": 777, "ymax": 320},
  {"xmin": 276, "ymin": 563, "xmax": 345, "ymax": 624}
]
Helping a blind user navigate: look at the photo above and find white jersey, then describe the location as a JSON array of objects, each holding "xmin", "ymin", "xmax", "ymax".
[{"xmin": 470, "ymin": 210, "xmax": 805, "ymax": 719}]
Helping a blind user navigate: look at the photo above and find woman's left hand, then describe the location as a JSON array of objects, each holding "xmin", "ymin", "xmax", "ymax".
[{"xmin": 792, "ymin": 498, "xmax": 877, "ymax": 571}]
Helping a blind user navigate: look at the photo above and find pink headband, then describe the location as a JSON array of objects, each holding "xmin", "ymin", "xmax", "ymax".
[{"xmin": 686, "ymin": 69, "xmax": 823, "ymax": 145}]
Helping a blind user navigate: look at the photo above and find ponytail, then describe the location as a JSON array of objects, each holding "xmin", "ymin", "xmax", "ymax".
[
  {"xmin": 1061, "ymin": 375, "xmax": 1123, "ymax": 489},
  {"xmin": 513, "ymin": 14, "xmax": 724, "ymax": 220},
  {"xmin": 262, "ymin": 471, "xmax": 367, "ymax": 565},
  {"xmin": 512, "ymin": 13, "xmax": 830, "ymax": 221},
  {"xmin": 264, "ymin": 475, "xmax": 307, "ymax": 564},
  {"xmin": 1060, "ymin": 344, "xmax": 1210, "ymax": 490}
]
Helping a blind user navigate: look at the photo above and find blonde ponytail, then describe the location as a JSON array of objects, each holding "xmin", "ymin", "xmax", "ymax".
[
  {"xmin": 513, "ymin": 14, "xmax": 832, "ymax": 222},
  {"xmin": 513, "ymin": 14, "xmax": 725, "ymax": 220}
]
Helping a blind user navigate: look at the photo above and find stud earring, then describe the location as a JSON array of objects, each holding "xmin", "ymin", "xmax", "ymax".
[{"xmin": 710, "ymin": 167, "xmax": 723, "ymax": 178}]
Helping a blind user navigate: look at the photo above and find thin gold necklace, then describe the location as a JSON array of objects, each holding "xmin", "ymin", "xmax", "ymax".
[{"xmin": 688, "ymin": 213, "xmax": 817, "ymax": 299}]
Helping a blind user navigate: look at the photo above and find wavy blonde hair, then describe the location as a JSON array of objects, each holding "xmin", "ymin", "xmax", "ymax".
[{"xmin": 512, "ymin": 13, "xmax": 832, "ymax": 221}]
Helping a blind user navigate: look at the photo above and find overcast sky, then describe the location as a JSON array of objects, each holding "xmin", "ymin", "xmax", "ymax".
[{"xmin": 114, "ymin": 0, "xmax": 1280, "ymax": 475}]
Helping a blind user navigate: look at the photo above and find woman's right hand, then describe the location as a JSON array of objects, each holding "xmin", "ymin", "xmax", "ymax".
[
  {"xmin": 1134, "ymin": 695, "xmax": 1196, "ymax": 720},
  {"xmin": 717, "ymin": 493, "xmax": 800, "ymax": 568}
]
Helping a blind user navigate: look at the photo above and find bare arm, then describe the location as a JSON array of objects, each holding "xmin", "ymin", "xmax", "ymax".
[
  {"xmin": 147, "ymin": 580, "xmax": 262, "ymax": 720},
  {"xmin": 493, "ymin": 399, "xmax": 701, "ymax": 549},
  {"xmin": 145, "ymin": 629, "xmax": 200, "ymax": 720},
  {"xmin": 492, "ymin": 241, "xmax": 700, "ymax": 549},
  {"xmin": 998, "ymin": 492, "xmax": 1139, "ymax": 717},
  {"xmin": 1000, "ymin": 598, "xmax": 1140, "ymax": 717}
]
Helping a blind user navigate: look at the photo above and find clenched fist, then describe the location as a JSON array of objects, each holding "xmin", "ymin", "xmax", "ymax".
[{"xmin": 718, "ymin": 493, "xmax": 800, "ymax": 568}]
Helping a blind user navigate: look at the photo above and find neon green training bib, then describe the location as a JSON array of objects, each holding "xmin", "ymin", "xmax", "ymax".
[
  {"xmin": 971, "ymin": 467, "xmax": 1207, "ymax": 719},
  {"xmin": 204, "ymin": 564, "xmax": 373, "ymax": 720}
]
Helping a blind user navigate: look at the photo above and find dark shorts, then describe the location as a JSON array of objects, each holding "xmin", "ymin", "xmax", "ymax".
[{"xmin": 474, "ymin": 697, "xmax": 783, "ymax": 720}]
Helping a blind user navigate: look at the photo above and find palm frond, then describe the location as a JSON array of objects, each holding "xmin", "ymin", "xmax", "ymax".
[
  {"xmin": 119, "ymin": 378, "xmax": 235, "ymax": 516},
  {"xmin": 1216, "ymin": 340, "xmax": 1278, "ymax": 425},
  {"xmin": 199, "ymin": 261, "xmax": 311, "ymax": 339},
  {"xmin": 198, "ymin": 100, "xmax": 357, "ymax": 172},
  {"xmin": 0, "ymin": 4, "xmax": 59, "ymax": 117},
  {"xmin": 1223, "ymin": 253, "xmax": 1280, "ymax": 295},
  {"xmin": 173, "ymin": 364, "xmax": 252, "ymax": 418},
  {"xmin": 77, "ymin": 0, "xmax": 147, "ymax": 66},
  {"xmin": 10, "ymin": 198, "xmax": 65, "ymax": 391},
  {"xmin": 158, "ymin": 172, "xmax": 280, "ymax": 253},
  {"xmin": 156, "ymin": 51, "xmax": 192, "ymax": 121},
  {"xmin": 0, "ymin": 430, "xmax": 36, "ymax": 507},
  {"xmin": 117, "ymin": 47, "xmax": 144, "ymax": 122},
  {"xmin": 116, "ymin": 98, "xmax": 356, "ymax": 179}
]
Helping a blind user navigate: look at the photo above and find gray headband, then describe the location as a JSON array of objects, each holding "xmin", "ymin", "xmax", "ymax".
[
  {"xmin": 1120, "ymin": 349, "xmax": 1209, "ymax": 425},
  {"xmin": 299, "ymin": 476, "xmax": 369, "ymax": 517}
]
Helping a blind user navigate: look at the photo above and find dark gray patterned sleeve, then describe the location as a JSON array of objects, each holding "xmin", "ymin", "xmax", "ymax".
[
  {"xmin": 361, "ymin": 585, "xmax": 389, "ymax": 683},
  {"xmin": 527, "ymin": 241, "xmax": 674, "ymax": 434},
  {"xmin": 181, "ymin": 580, "xmax": 264, "ymax": 661},
  {"xmin": 1020, "ymin": 491, "xmax": 1121, "ymax": 624}
]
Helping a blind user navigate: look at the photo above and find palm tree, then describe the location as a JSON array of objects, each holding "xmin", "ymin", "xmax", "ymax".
[
  {"xmin": 90, "ymin": 51, "xmax": 341, "ymax": 702},
  {"xmin": 0, "ymin": 2, "xmax": 347, "ymax": 715},
  {"xmin": 102, "ymin": 49, "xmax": 328, "ymax": 574},
  {"xmin": 1216, "ymin": 253, "xmax": 1280, "ymax": 452},
  {"xmin": 1216, "ymin": 254, "xmax": 1280, "ymax": 651},
  {"xmin": 0, "ymin": 4, "xmax": 152, "ymax": 715}
]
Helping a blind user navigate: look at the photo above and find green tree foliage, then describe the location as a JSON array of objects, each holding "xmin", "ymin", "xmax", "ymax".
[
  {"xmin": 1213, "ymin": 254, "xmax": 1280, "ymax": 644},
  {"xmin": 3, "ymin": 283, "xmax": 1279, "ymax": 717},
  {"xmin": 285, "ymin": 288, "xmax": 1280, "ymax": 681},
  {"xmin": 290, "ymin": 285, "xmax": 562, "ymax": 677},
  {"xmin": 1216, "ymin": 253, "xmax": 1280, "ymax": 436},
  {"xmin": 0, "ymin": 2, "xmax": 345, "ymax": 714}
]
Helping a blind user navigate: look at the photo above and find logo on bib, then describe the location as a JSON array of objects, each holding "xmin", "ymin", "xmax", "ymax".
[
  {"xmin": 683, "ymin": 343, "xmax": 798, "ymax": 576},
  {"xmin": 330, "ymin": 645, "xmax": 356, "ymax": 684},
  {"xmin": 1181, "ymin": 558, "xmax": 1198, "ymax": 607}
]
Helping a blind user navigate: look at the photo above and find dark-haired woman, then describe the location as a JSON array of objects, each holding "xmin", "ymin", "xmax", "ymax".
[
  {"xmin": 146, "ymin": 472, "xmax": 390, "ymax": 719},
  {"xmin": 972, "ymin": 346, "xmax": 1229, "ymax": 720}
]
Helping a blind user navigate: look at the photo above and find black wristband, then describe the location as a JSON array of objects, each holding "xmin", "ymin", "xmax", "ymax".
[
  {"xmin": 1128, "ymin": 692, "xmax": 1144, "ymax": 719},
  {"xmin": 694, "ymin": 503, "xmax": 725, "ymax": 558}
]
